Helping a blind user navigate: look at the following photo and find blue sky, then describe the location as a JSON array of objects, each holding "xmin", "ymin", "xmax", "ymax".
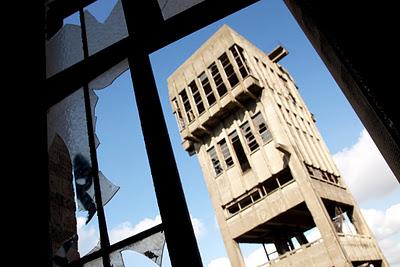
[{"xmin": 64, "ymin": 0, "xmax": 399, "ymax": 266}]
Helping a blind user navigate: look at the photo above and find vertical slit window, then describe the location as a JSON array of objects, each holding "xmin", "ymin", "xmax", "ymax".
[
  {"xmin": 172, "ymin": 98, "xmax": 185, "ymax": 130},
  {"xmin": 252, "ymin": 112, "xmax": 272, "ymax": 143},
  {"xmin": 219, "ymin": 52, "xmax": 239, "ymax": 88},
  {"xmin": 199, "ymin": 72, "xmax": 216, "ymax": 106},
  {"xmin": 180, "ymin": 89, "xmax": 195, "ymax": 123},
  {"xmin": 229, "ymin": 131, "xmax": 251, "ymax": 172},
  {"xmin": 209, "ymin": 62, "xmax": 227, "ymax": 97},
  {"xmin": 189, "ymin": 80, "xmax": 205, "ymax": 115},
  {"xmin": 208, "ymin": 147, "xmax": 223, "ymax": 176},
  {"xmin": 240, "ymin": 121, "xmax": 259, "ymax": 152},
  {"xmin": 230, "ymin": 44, "xmax": 249, "ymax": 79},
  {"xmin": 218, "ymin": 138, "xmax": 234, "ymax": 168}
]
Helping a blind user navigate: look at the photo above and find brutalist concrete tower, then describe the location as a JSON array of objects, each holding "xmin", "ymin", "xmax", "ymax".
[{"xmin": 167, "ymin": 25, "xmax": 388, "ymax": 267}]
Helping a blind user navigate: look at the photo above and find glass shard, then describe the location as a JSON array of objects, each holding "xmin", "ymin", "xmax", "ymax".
[
  {"xmin": 157, "ymin": 0, "xmax": 205, "ymax": 20},
  {"xmin": 124, "ymin": 230, "xmax": 166, "ymax": 265},
  {"xmin": 48, "ymin": 87, "xmax": 119, "ymax": 224},
  {"xmin": 85, "ymin": 0, "xmax": 129, "ymax": 56},
  {"xmin": 46, "ymin": 23, "xmax": 83, "ymax": 78},
  {"xmin": 89, "ymin": 59, "xmax": 129, "ymax": 90}
]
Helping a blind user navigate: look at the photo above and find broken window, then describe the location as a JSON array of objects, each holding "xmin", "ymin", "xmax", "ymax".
[
  {"xmin": 322, "ymin": 199, "xmax": 359, "ymax": 235},
  {"xmin": 262, "ymin": 177, "xmax": 279, "ymax": 194},
  {"xmin": 227, "ymin": 203, "xmax": 240, "ymax": 215},
  {"xmin": 230, "ymin": 44, "xmax": 249, "ymax": 79},
  {"xmin": 84, "ymin": 0, "xmax": 128, "ymax": 56},
  {"xmin": 189, "ymin": 80, "xmax": 205, "ymax": 115},
  {"xmin": 199, "ymin": 71, "xmax": 217, "ymax": 106},
  {"xmin": 219, "ymin": 52, "xmax": 239, "ymax": 88},
  {"xmin": 218, "ymin": 138, "xmax": 234, "ymax": 168},
  {"xmin": 208, "ymin": 147, "xmax": 223, "ymax": 176},
  {"xmin": 82, "ymin": 225, "xmax": 165, "ymax": 267},
  {"xmin": 252, "ymin": 112, "xmax": 272, "ymax": 143},
  {"xmin": 229, "ymin": 130, "xmax": 251, "ymax": 172},
  {"xmin": 240, "ymin": 121, "xmax": 259, "ymax": 152},
  {"xmin": 209, "ymin": 62, "xmax": 227, "ymax": 97},
  {"xmin": 238, "ymin": 195, "xmax": 253, "ymax": 210},
  {"xmin": 179, "ymin": 89, "xmax": 195, "ymax": 123},
  {"xmin": 277, "ymin": 169, "xmax": 294, "ymax": 186},
  {"xmin": 172, "ymin": 97, "xmax": 185, "ymax": 130}
]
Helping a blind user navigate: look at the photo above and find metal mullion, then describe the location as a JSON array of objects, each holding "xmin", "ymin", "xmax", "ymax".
[
  {"xmin": 79, "ymin": 8, "xmax": 111, "ymax": 267},
  {"xmin": 120, "ymin": 0, "xmax": 203, "ymax": 264},
  {"xmin": 67, "ymin": 223, "xmax": 164, "ymax": 266}
]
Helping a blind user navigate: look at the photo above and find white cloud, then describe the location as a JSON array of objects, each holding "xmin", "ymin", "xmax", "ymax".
[
  {"xmin": 361, "ymin": 203, "xmax": 400, "ymax": 266},
  {"xmin": 110, "ymin": 215, "xmax": 204, "ymax": 244},
  {"xmin": 208, "ymin": 257, "xmax": 231, "ymax": 267},
  {"xmin": 333, "ymin": 129, "xmax": 398, "ymax": 203},
  {"xmin": 109, "ymin": 215, "xmax": 162, "ymax": 244},
  {"xmin": 378, "ymin": 237, "xmax": 400, "ymax": 267},
  {"xmin": 361, "ymin": 204, "xmax": 400, "ymax": 240},
  {"xmin": 76, "ymin": 216, "xmax": 99, "ymax": 256},
  {"xmin": 244, "ymin": 247, "xmax": 270, "ymax": 267}
]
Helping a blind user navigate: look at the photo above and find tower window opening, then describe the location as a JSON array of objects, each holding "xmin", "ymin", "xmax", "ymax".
[
  {"xmin": 172, "ymin": 97, "xmax": 185, "ymax": 130},
  {"xmin": 179, "ymin": 89, "xmax": 195, "ymax": 123},
  {"xmin": 230, "ymin": 44, "xmax": 250, "ymax": 79},
  {"xmin": 240, "ymin": 121, "xmax": 259, "ymax": 152},
  {"xmin": 208, "ymin": 146, "xmax": 223, "ymax": 176},
  {"xmin": 189, "ymin": 80, "xmax": 205, "ymax": 115},
  {"xmin": 219, "ymin": 52, "xmax": 239, "ymax": 88},
  {"xmin": 199, "ymin": 72, "xmax": 216, "ymax": 106},
  {"xmin": 209, "ymin": 62, "xmax": 228, "ymax": 97},
  {"xmin": 262, "ymin": 177, "xmax": 279, "ymax": 194},
  {"xmin": 219, "ymin": 138, "xmax": 234, "ymax": 168},
  {"xmin": 229, "ymin": 130, "xmax": 251, "ymax": 172},
  {"xmin": 252, "ymin": 112, "xmax": 272, "ymax": 143}
]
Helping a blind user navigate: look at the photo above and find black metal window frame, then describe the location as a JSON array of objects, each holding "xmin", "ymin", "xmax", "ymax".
[{"xmin": 44, "ymin": 0, "xmax": 259, "ymax": 266}]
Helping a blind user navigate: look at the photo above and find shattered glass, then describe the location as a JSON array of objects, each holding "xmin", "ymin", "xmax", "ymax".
[
  {"xmin": 46, "ymin": 0, "xmax": 128, "ymax": 78},
  {"xmin": 47, "ymin": 87, "xmax": 120, "ymax": 224},
  {"xmin": 46, "ymin": 22, "xmax": 83, "ymax": 78},
  {"xmin": 85, "ymin": 227, "xmax": 165, "ymax": 267},
  {"xmin": 157, "ymin": 0, "xmax": 205, "ymax": 20},
  {"xmin": 89, "ymin": 59, "xmax": 129, "ymax": 90},
  {"xmin": 84, "ymin": 0, "xmax": 129, "ymax": 56},
  {"xmin": 124, "ymin": 230, "xmax": 166, "ymax": 265}
]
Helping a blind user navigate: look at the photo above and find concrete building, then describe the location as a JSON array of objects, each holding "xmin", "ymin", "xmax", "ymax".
[{"xmin": 168, "ymin": 25, "xmax": 388, "ymax": 267}]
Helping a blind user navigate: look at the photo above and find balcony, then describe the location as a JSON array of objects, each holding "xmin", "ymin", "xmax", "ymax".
[{"xmin": 337, "ymin": 234, "xmax": 382, "ymax": 262}]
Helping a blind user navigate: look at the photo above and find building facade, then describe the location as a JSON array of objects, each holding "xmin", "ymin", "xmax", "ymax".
[{"xmin": 168, "ymin": 25, "xmax": 388, "ymax": 266}]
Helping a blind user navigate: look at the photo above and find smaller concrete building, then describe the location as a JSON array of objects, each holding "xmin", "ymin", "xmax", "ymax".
[{"xmin": 168, "ymin": 25, "xmax": 388, "ymax": 266}]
